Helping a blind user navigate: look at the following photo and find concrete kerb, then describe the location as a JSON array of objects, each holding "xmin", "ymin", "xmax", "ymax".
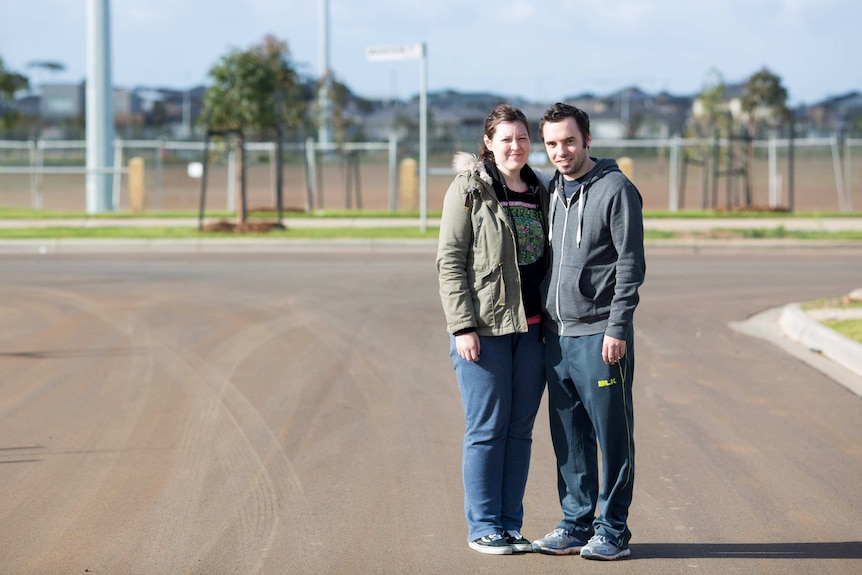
[
  {"xmin": 778, "ymin": 303, "xmax": 862, "ymax": 380},
  {"xmin": 732, "ymin": 297, "xmax": 862, "ymax": 398}
]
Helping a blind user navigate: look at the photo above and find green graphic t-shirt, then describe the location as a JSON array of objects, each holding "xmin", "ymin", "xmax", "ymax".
[{"xmin": 500, "ymin": 189, "xmax": 545, "ymax": 318}]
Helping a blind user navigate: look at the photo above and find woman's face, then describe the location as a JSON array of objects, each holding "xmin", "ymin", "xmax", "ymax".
[{"xmin": 484, "ymin": 121, "xmax": 530, "ymax": 177}]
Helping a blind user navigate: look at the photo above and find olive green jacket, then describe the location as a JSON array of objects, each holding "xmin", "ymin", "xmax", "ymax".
[{"xmin": 436, "ymin": 152, "xmax": 549, "ymax": 336}]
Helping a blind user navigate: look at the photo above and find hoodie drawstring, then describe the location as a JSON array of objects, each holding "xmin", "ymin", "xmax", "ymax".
[
  {"xmin": 550, "ymin": 180, "xmax": 585, "ymax": 248},
  {"xmin": 576, "ymin": 184, "xmax": 585, "ymax": 248}
]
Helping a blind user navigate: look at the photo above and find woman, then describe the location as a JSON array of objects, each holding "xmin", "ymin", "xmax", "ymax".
[{"xmin": 436, "ymin": 104, "xmax": 549, "ymax": 555}]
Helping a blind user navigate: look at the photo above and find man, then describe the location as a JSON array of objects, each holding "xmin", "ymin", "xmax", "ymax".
[{"xmin": 532, "ymin": 102, "xmax": 646, "ymax": 560}]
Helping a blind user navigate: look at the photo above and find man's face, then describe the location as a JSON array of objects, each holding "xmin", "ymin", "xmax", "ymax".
[{"xmin": 542, "ymin": 117, "xmax": 592, "ymax": 180}]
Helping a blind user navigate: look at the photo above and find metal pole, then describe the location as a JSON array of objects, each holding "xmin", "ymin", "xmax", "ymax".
[
  {"xmin": 198, "ymin": 134, "xmax": 210, "ymax": 231},
  {"xmin": 85, "ymin": 0, "xmax": 115, "ymax": 213},
  {"xmin": 28, "ymin": 140, "xmax": 39, "ymax": 209},
  {"xmin": 304, "ymin": 137, "xmax": 315, "ymax": 212},
  {"xmin": 112, "ymin": 138, "xmax": 123, "ymax": 208},
  {"xmin": 831, "ymin": 136, "xmax": 846, "ymax": 212},
  {"xmin": 668, "ymin": 136, "xmax": 679, "ymax": 212},
  {"xmin": 156, "ymin": 139, "xmax": 164, "ymax": 211},
  {"xmin": 844, "ymin": 138, "xmax": 853, "ymax": 212},
  {"xmin": 711, "ymin": 131, "xmax": 719, "ymax": 209},
  {"xmin": 318, "ymin": 0, "xmax": 332, "ymax": 147},
  {"xmin": 787, "ymin": 122, "xmax": 795, "ymax": 213},
  {"xmin": 419, "ymin": 43, "xmax": 428, "ymax": 233},
  {"xmin": 227, "ymin": 148, "xmax": 236, "ymax": 212},
  {"xmin": 388, "ymin": 131, "xmax": 398, "ymax": 212},
  {"xmin": 768, "ymin": 136, "xmax": 778, "ymax": 208}
]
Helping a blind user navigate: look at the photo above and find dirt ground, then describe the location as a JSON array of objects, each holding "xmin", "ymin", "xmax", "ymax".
[{"xmin": 1, "ymin": 154, "xmax": 860, "ymax": 214}]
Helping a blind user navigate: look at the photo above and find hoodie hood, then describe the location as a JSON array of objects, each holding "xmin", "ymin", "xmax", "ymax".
[
  {"xmin": 549, "ymin": 158, "xmax": 629, "ymax": 248},
  {"xmin": 551, "ymin": 157, "xmax": 622, "ymax": 193}
]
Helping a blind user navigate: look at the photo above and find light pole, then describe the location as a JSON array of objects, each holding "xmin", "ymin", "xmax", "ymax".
[
  {"xmin": 85, "ymin": 0, "xmax": 115, "ymax": 213},
  {"xmin": 318, "ymin": 0, "xmax": 332, "ymax": 146}
]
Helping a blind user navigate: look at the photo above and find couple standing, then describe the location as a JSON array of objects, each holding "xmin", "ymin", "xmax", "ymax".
[{"xmin": 436, "ymin": 103, "xmax": 646, "ymax": 560}]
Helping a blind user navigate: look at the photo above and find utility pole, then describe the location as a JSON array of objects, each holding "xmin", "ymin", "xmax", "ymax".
[
  {"xmin": 85, "ymin": 0, "xmax": 115, "ymax": 213},
  {"xmin": 317, "ymin": 0, "xmax": 332, "ymax": 147}
]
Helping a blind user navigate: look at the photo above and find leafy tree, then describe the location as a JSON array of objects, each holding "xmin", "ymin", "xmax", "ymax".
[
  {"xmin": 321, "ymin": 73, "xmax": 373, "ymax": 143},
  {"xmin": 690, "ymin": 68, "xmax": 731, "ymax": 138},
  {"xmin": 741, "ymin": 67, "xmax": 790, "ymax": 138},
  {"xmin": 201, "ymin": 35, "xmax": 305, "ymax": 137},
  {"xmin": 0, "ymin": 56, "xmax": 30, "ymax": 132},
  {"xmin": 740, "ymin": 68, "xmax": 790, "ymax": 206},
  {"xmin": 201, "ymin": 35, "xmax": 306, "ymax": 224}
]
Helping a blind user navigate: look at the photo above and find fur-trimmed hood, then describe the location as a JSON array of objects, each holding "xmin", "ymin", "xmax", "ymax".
[{"xmin": 451, "ymin": 152, "xmax": 493, "ymax": 186}]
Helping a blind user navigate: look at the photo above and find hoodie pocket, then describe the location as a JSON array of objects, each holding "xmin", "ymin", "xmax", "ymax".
[{"xmin": 557, "ymin": 262, "xmax": 615, "ymax": 321}]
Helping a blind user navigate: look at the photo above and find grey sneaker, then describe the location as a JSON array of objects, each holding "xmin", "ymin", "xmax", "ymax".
[
  {"xmin": 579, "ymin": 535, "xmax": 631, "ymax": 560},
  {"xmin": 531, "ymin": 528, "xmax": 587, "ymax": 555},
  {"xmin": 468, "ymin": 533, "xmax": 513, "ymax": 555},
  {"xmin": 503, "ymin": 530, "xmax": 532, "ymax": 553}
]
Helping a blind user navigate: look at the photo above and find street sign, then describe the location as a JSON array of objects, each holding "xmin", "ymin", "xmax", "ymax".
[
  {"xmin": 366, "ymin": 41, "xmax": 429, "ymax": 232},
  {"xmin": 366, "ymin": 43, "xmax": 424, "ymax": 62}
]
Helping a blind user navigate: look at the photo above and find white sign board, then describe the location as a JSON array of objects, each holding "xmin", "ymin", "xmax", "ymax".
[{"xmin": 366, "ymin": 43, "xmax": 424, "ymax": 62}]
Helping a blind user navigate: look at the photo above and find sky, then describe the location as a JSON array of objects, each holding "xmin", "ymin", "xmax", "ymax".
[{"xmin": 2, "ymin": 0, "xmax": 861, "ymax": 106}]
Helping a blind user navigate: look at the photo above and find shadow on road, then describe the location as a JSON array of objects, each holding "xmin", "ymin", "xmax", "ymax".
[
  {"xmin": 0, "ymin": 347, "xmax": 148, "ymax": 359},
  {"xmin": 635, "ymin": 541, "xmax": 862, "ymax": 559}
]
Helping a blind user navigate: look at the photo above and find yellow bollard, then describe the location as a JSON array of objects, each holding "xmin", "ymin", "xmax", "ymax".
[
  {"xmin": 128, "ymin": 157, "xmax": 146, "ymax": 213},
  {"xmin": 617, "ymin": 157, "xmax": 634, "ymax": 182},
  {"xmin": 399, "ymin": 158, "xmax": 418, "ymax": 212}
]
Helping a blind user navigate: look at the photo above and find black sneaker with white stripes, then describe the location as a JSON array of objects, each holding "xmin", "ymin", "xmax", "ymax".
[{"xmin": 468, "ymin": 533, "xmax": 512, "ymax": 555}]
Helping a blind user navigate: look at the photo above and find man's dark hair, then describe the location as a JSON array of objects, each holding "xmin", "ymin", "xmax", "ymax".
[{"xmin": 540, "ymin": 102, "xmax": 590, "ymax": 143}]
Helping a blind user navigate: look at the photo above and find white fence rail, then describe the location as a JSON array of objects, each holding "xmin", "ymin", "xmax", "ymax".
[{"xmin": 1, "ymin": 136, "xmax": 859, "ymax": 213}]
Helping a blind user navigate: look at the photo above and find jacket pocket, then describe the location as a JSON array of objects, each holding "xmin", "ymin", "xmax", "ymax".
[{"xmin": 470, "ymin": 264, "xmax": 500, "ymax": 329}]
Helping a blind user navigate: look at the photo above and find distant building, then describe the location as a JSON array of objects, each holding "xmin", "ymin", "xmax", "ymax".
[
  {"xmin": 10, "ymin": 80, "xmax": 857, "ymax": 142},
  {"xmin": 41, "ymin": 82, "xmax": 85, "ymax": 120},
  {"xmin": 807, "ymin": 91, "xmax": 862, "ymax": 136},
  {"xmin": 562, "ymin": 87, "xmax": 691, "ymax": 139}
]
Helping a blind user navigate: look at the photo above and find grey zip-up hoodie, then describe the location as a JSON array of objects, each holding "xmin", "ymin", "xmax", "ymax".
[{"xmin": 541, "ymin": 158, "xmax": 646, "ymax": 339}]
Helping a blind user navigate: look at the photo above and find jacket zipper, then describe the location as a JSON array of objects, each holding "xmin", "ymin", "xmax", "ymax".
[
  {"xmin": 474, "ymin": 216, "xmax": 484, "ymax": 248},
  {"xmin": 554, "ymin": 190, "xmax": 572, "ymax": 336}
]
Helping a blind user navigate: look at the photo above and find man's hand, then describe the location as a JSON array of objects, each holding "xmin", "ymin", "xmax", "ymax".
[{"xmin": 602, "ymin": 335, "xmax": 626, "ymax": 365}]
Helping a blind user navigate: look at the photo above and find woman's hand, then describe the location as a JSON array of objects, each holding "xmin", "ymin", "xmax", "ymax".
[{"xmin": 456, "ymin": 332, "xmax": 481, "ymax": 362}]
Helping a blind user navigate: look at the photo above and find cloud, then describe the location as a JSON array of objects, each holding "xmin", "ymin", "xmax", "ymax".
[{"xmin": 503, "ymin": 1, "xmax": 536, "ymax": 22}]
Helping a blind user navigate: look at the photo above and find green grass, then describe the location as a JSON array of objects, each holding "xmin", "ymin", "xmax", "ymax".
[
  {"xmin": 821, "ymin": 319, "xmax": 862, "ymax": 344},
  {"xmin": 642, "ymin": 209, "xmax": 862, "ymax": 219},
  {"xmin": 0, "ymin": 226, "xmax": 441, "ymax": 240},
  {"xmin": 1, "ymin": 208, "xmax": 862, "ymax": 241},
  {"xmin": 801, "ymin": 297, "xmax": 862, "ymax": 311},
  {"xmin": 800, "ymin": 296, "xmax": 862, "ymax": 346},
  {"xmin": 731, "ymin": 227, "xmax": 862, "ymax": 240}
]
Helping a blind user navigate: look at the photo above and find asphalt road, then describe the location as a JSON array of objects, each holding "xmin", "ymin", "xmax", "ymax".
[{"xmin": 1, "ymin": 246, "xmax": 861, "ymax": 574}]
